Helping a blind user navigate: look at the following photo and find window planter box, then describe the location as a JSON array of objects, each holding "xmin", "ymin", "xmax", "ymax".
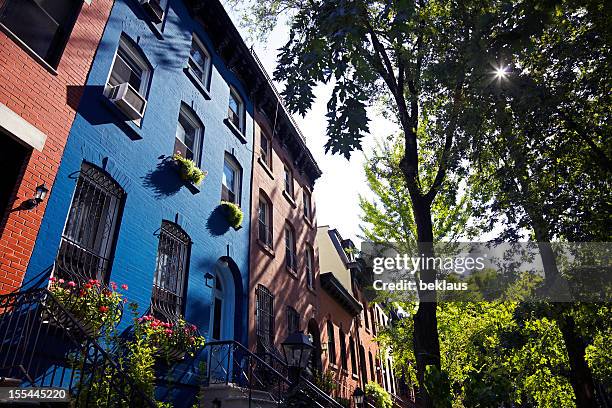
[
  {"xmin": 43, "ymin": 302, "xmax": 98, "ymax": 339},
  {"xmin": 157, "ymin": 346, "xmax": 185, "ymax": 362}
]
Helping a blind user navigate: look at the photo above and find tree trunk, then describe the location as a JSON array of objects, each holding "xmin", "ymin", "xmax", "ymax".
[
  {"xmin": 559, "ymin": 314, "xmax": 597, "ymax": 408},
  {"xmin": 410, "ymin": 195, "xmax": 442, "ymax": 408},
  {"xmin": 531, "ymin": 218, "xmax": 597, "ymax": 408}
]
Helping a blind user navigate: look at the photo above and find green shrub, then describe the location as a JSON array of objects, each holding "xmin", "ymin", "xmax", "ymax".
[
  {"xmin": 173, "ymin": 154, "xmax": 206, "ymax": 185},
  {"xmin": 365, "ymin": 381, "xmax": 392, "ymax": 408},
  {"xmin": 221, "ymin": 201, "xmax": 244, "ymax": 229}
]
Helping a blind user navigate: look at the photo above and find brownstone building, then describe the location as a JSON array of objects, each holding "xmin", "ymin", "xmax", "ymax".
[
  {"xmin": 0, "ymin": 0, "xmax": 113, "ymax": 293},
  {"xmin": 247, "ymin": 77, "xmax": 322, "ymax": 358}
]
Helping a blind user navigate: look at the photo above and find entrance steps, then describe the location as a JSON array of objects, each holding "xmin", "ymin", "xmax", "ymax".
[{"xmin": 199, "ymin": 383, "xmax": 279, "ymax": 408}]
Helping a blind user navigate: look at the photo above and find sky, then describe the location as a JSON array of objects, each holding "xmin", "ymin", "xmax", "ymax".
[{"xmin": 225, "ymin": 7, "xmax": 401, "ymax": 244}]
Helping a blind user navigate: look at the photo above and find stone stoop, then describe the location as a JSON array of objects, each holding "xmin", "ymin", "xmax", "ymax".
[{"xmin": 199, "ymin": 383, "xmax": 280, "ymax": 408}]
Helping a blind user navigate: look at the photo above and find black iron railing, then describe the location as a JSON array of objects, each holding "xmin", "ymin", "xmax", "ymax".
[
  {"xmin": 257, "ymin": 344, "xmax": 344, "ymax": 408},
  {"xmin": 0, "ymin": 288, "xmax": 156, "ymax": 407}
]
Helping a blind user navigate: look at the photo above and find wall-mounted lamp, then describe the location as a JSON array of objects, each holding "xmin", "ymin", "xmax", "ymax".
[
  {"xmin": 204, "ymin": 272, "xmax": 215, "ymax": 288},
  {"xmin": 24, "ymin": 183, "xmax": 49, "ymax": 209}
]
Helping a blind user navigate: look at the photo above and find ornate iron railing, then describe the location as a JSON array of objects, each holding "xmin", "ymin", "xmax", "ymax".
[
  {"xmin": 256, "ymin": 343, "xmax": 344, "ymax": 408},
  {"xmin": 0, "ymin": 288, "xmax": 156, "ymax": 407}
]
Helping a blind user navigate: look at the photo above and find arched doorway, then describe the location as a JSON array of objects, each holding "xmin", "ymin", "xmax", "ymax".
[
  {"xmin": 209, "ymin": 258, "xmax": 236, "ymax": 341},
  {"xmin": 307, "ymin": 319, "xmax": 322, "ymax": 375}
]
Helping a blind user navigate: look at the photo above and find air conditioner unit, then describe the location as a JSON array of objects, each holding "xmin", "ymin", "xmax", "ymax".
[
  {"xmin": 140, "ymin": 0, "xmax": 164, "ymax": 24},
  {"xmin": 108, "ymin": 82, "xmax": 147, "ymax": 120}
]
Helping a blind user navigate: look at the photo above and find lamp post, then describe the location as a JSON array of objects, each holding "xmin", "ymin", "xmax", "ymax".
[
  {"xmin": 281, "ymin": 331, "xmax": 313, "ymax": 387},
  {"xmin": 353, "ymin": 387, "xmax": 365, "ymax": 407}
]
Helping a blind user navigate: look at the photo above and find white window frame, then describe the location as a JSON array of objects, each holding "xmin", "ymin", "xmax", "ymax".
[
  {"xmin": 187, "ymin": 34, "xmax": 212, "ymax": 90},
  {"xmin": 174, "ymin": 104, "xmax": 203, "ymax": 166},
  {"xmin": 284, "ymin": 165, "xmax": 294, "ymax": 197},
  {"xmin": 228, "ymin": 86, "xmax": 245, "ymax": 133},
  {"xmin": 222, "ymin": 154, "xmax": 242, "ymax": 205},
  {"xmin": 104, "ymin": 35, "xmax": 151, "ymax": 124},
  {"xmin": 260, "ymin": 131, "xmax": 272, "ymax": 168}
]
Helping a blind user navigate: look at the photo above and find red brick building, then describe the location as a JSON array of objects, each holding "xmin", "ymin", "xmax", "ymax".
[
  {"xmin": 317, "ymin": 226, "xmax": 402, "ymax": 403},
  {"xmin": 248, "ymin": 81, "xmax": 322, "ymax": 357},
  {"xmin": 0, "ymin": 0, "xmax": 113, "ymax": 293}
]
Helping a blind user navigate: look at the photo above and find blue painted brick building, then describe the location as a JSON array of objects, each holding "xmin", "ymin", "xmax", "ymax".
[{"xmin": 23, "ymin": 0, "xmax": 254, "ymax": 398}]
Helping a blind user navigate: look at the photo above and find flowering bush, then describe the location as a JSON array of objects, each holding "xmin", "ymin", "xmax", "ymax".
[
  {"xmin": 134, "ymin": 315, "xmax": 205, "ymax": 359},
  {"xmin": 49, "ymin": 277, "xmax": 126, "ymax": 335}
]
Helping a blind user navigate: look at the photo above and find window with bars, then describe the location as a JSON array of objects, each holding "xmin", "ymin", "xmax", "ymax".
[
  {"xmin": 286, "ymin": 306, "xmax": 300, "ymax": 335},
  {"xmin": 339, "ymin": 329, "xmax": 348, "ymax": 370},
  {"xmin": 151, "ymin": 220, "xmax": 190, "ymax": 320},
  {"xmin": 285, "ymin": 223, "xmax": 297, "ymax": 272},
  {"xmin": 55, "ymin": 162, "xmax": 124, "ymax": 283},
  {"xmin": 326, "ymin": 320, "xmax": 336, "ymax": 363},
  {"xmin": 349, "ymin": 336, "xmax": 358, "ymax": 375},
  {"xmin": 369, "ymin": 351, "xmax": 375, "ymax": 382},
  {"xmin": 256, "ymin": 284, "xmax": 274, "ymax": 347}
]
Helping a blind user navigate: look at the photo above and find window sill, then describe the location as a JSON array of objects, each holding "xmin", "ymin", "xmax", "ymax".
[
  {"xmin": 0, "ymin": 23, "xmax": 58, "ymax": 76},
  {"xmin": 101, "ymin": 96, "xmax": 143, "ymax": 140},
  {"xmin": 258, "ymin": 157, "xmax": 274, "ymax": 180},
  {"xmin": 183, "ymin": 180, "xmax": 200, "ymax": 194},
  {"xmin": 303, "ymin": 214, "xmax": 314, "ymax": 229},
  {"xmin": 257, "ymin": 239, "xmax": 275, "ymax": 257},
  {"xmin": 286, "ymin": 265, "xmax": 298, "ymax": 278},
  {"xmin": 283, "ymin": 190, "xmax": 297, "ymax": 208},
  {"xmin": 224, "ymin": 118, "xmax": 247, "ymax": 144},
  {"xmin": 184, "ymin": 67, "xmax": 211, "ymax": 100}
]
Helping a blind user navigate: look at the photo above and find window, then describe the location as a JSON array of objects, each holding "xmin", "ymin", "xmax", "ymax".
[
  {"xmin": 106, "ymin": 35, "xmax": 151, "ymax": 121},
  {"xmin": 286, "ymin": 306, "xmax": 300, "ymax": 335},
  {"xmin": 260, "ymin": 131, "xmax": 272, "ymax": 168},
  {"xmin": 228, "ymin": 87, "xmax": 244, "ymax": 133},
  {"xmin": 285, "ymin": 223, "xmax": 297, "ymax": 271},
  {"xmin": 326, "ymin": 321, "xmax": 336, "ymax": 363},
  {"xmin": 258, "ymin": 194, "xmax": 272, "ymax": 246},
  {"xmin": 371, "ymin": 308, "xmax": 377, "ymax": 335},
  {"xmin": 174, "ymin": 104, "xmax": 203, "ymax": 165},
  {"xmin": 221, "ymin": 153, "xmax": 241, "ymax": 204},
  {"xmin": 339, "ymin": 329, "xmax": 347, "ymax": 371},
  {"xmin": 256, "ymin": 284, "xmax": 275, "ymax": 347},
  {"xmin": 283, "ymin": 165, "xmax": 294, "ymax": 197},
  {"xmin": 369, "ymin": 351, "xmax": 375, "ymax": 382},
  {"xmin": 151, "ymin": 221, "xmax": 191, "ymax": 320},
  {"xmin": 388, "ymin": 358, "xmax": 395, "ymax": 394},
  {"xmin": 364, "ymin": 302, "xmax": 370, "ymax": 330},
  {"xmin": 305, "ymin": 246, "xmax": 314, "ymax": 289},
  {"xmin": 303, "ymin": 190, "xmax": 312, "ymax": 220},
  {"xmin": 0, "ymin": 0, "xmax": 82, "ymax": 67},
  {"xmin": 187, "ymin": 34, "xmax": 211, "ymax": 90},
  {"xmin": 349, "ymin": 336, "xmax": 358, "ymax": 375},
  {"xmin": 55, "ymin": 163, "xmax": 124, "ymax": 283}
]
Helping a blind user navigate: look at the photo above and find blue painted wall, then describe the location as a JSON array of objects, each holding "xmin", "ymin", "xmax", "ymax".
[{"xmin": 24, "ymin": 0, "xmax": 253, "ymax": 402}]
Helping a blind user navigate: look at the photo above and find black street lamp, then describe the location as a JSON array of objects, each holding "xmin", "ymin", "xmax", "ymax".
[
  {"xmin": 25, "ymin": 183, "xmax": 49, "ymax": 209},
  {"xmin": 353, "ymin": 387, "xmax": 365, "ymax": 407},
  {"xmin": 281, "ymin": 331, "xmax": 313, "ymax": 386}
]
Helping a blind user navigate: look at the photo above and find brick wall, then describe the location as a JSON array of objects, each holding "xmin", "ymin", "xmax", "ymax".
[
  {"xmin": 0, "ymin": 0, "xmax": 114, "ymax": 293},
  {"xmin": 248, "ymin": 108, "xmax": 320, "ymax": 350}
]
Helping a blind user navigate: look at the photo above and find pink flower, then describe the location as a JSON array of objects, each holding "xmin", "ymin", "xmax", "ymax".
[
  {"xmin": 164, "ymin": 329, "xmax": 173, "ymax": 335},
  {"xmin": 110, "ymin": 281, "xmax": 118, "ymax": 290},
  {"xmin": 58, "ymin": 279, "xmax": 65, "ymax": 284},
  {"xmin": 49, "ymin": 277, "xmax": 57, "ymax": 282},
  {"xmin": 67, "ymin": 281, "xmax": 76, "ymax": 287},
  {"xmin": 99, "ymin": 306, "xmax": 109, "ymax": 313},
  {"xmin": 189, "ymin": 336, "xmax": 195, "ymax": 343},
  {"xmin": 121, "ymin": 284, "xmax": 128, "ymax": 290}
]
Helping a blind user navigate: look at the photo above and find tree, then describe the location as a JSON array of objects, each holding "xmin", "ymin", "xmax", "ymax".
[
  {"xmin": 466, "ymin": 1, "xmax": 612, "ymax": 405},
  {"xmin": 229, "ymin": 2, "xmax": 527, "ymax": 403}
]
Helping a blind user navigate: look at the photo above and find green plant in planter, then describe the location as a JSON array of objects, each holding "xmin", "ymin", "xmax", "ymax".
[
  {"xmin": 365, "ymin": 381, "xmax": 392, "ymax": 408},
  {"xmin": 172, "ymin": 154, "xmax": 206, "ymax": 185},
  {"xmin": 48, "ymin": 277, "xmax": 126, "ymax": 336},
  {"xmin": 220, "ymin": 201, "xmax": 244, "ymax": 229}
]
